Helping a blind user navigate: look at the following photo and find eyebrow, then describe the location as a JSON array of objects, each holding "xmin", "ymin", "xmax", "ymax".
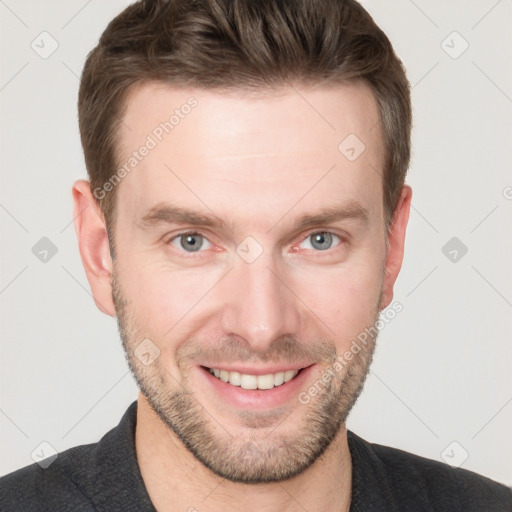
[
  {"xmin": 138, "ymin": 204, "xmax": 226, "ymax": 230},
  {"xmin": 292, "ymin": 201, "xmax": 369, "ymax": 231},
  {"xmin": 138, "ymin": 200, "xmax": 369, "ymax": 232}
]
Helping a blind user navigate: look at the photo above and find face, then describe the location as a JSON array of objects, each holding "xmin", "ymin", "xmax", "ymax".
[{"xmin": 107, "ymin": 81, "xmax": 392, "ymax": 483}]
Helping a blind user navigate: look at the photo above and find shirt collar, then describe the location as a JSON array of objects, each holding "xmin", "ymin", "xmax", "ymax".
[
  {"xmin": 76, "ymin": 400, "xmax": 156, "ymax": 511},
  {"xmin": 347, "ymin": 430, "xmax": 401, "ymax": 512}
]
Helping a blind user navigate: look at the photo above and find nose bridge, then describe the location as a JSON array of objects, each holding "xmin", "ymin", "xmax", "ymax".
[{"xmin": 219, "ymin": 247, "xmax": 300, "ymax": 351}]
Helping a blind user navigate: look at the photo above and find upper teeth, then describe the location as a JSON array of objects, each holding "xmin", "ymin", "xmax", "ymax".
[{"xmin": 209, "ymin": 368, "xmax": 299, "ymax": 390}]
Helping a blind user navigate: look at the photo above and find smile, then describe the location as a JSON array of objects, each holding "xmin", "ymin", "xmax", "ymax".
[{"xmin": 207, "ymin": 367, "xmax": 302, "ymax": 390}]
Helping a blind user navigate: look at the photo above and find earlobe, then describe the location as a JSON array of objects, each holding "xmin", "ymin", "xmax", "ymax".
[
  {"xmin": 379, "ymin": 185, "xmax": 412, "ymax": 311},
  {"xmin": 72, "ymin": 180, "xmax": 116, "ymax": 317}
]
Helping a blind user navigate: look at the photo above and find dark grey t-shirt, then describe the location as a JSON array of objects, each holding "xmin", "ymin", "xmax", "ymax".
[{"xmin": 1, "ymin": 401, "xmax": 510, "ymax": 511}]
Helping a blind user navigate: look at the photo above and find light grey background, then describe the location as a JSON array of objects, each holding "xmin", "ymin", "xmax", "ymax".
[{"xmin": 1, "ymin": 0, "xmax": 511, "ymax": 486}]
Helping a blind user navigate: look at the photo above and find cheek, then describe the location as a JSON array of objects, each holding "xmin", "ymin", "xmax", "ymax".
[
  {"xmin": 293, "ymin": 262, "xmax": 382, "ymax": 344},
  {"xmin": 120, "ymin": 261, "xmax": 224, "ymax": 338}
]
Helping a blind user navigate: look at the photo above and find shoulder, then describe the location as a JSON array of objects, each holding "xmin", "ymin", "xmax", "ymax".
[
  {"xmin": 0, "ymin": 401, "xmax": 151, "ymax": 512},
  {"xmin": 375, "ymin": 442, "xmax": 511, "ymax": 509},
  {"xmin": 0, "ymin": 442, "xmax": 98, "ymax": 511},
  {"xmin": 348, "ymin": 430, "xmax": 512, "ymax": 511}
]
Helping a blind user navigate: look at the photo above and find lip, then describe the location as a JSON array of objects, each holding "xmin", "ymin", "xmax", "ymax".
[
  {"xmin": 198, "ymin": 363, "xmax": 316, "ymax": 376},
  {"xmin": 196, "ymin": 363, "xmax": 316, "ymax": 410}
]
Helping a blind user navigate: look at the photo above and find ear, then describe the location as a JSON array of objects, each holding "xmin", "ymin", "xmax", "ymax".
[
  {"xmin": 379, "ymin": 185, "xmax": 412, "ymax": 310},
  {"xmin": 72, "ymin": 180, "xmax": 116, "ymax": 317}
]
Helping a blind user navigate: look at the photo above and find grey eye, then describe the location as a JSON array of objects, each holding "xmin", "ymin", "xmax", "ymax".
[
  {"xmin": 170, "ymin": 232, "xmax": 212, "ymax": 252},
  {"xmin": 300, "ymin": 232, "xmax": 341, "ymax": 251}
]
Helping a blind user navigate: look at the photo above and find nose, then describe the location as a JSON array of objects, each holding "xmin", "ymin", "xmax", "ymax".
[{"xmin": 219, "ymin": 249, "xmax": 302, "ymax": 353}]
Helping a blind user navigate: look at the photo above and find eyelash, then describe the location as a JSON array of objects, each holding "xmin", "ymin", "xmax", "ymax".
[{"xmin": 166, "ymin": 230, "xmax": 345, "ymax": 257}]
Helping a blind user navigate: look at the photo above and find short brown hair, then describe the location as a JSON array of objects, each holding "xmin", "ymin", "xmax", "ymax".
[{"xmin": 78, "ymin": 0, "xmax": 411, "ymax": 256}]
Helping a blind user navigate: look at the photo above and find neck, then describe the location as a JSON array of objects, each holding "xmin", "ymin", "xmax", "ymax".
[{"xmin": 135, "ymin": 394, "xmax": 352, "ymax": 512}]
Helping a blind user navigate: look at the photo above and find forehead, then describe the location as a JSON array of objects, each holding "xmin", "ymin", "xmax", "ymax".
[{"xmin": 114, "ymin": 81, "xmax": 385, "ymax": 229}]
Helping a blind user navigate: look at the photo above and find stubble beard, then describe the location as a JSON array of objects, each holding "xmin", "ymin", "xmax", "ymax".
[{"xmin": 111, "ymin": 265, "xmax": 380, "ymax": 484}]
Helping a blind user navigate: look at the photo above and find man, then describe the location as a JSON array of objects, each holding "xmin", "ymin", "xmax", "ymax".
[{"xmin": 1, "ymin": 0, "xmax": 510, "ymax": 510}]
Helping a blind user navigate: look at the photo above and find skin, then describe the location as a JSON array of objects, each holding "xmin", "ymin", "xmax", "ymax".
[{"xmin": 72, "ymin": 81, "xmax": 412, "ymax": 511}]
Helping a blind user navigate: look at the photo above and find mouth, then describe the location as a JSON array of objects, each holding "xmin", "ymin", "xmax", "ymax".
[
  {"xmin": 198, "ymin": 364, "xmax": 315, "ymax": 410},
  {"xmin": 204, "ymin": 366, "xmax": 303, "ymax": 390}
]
